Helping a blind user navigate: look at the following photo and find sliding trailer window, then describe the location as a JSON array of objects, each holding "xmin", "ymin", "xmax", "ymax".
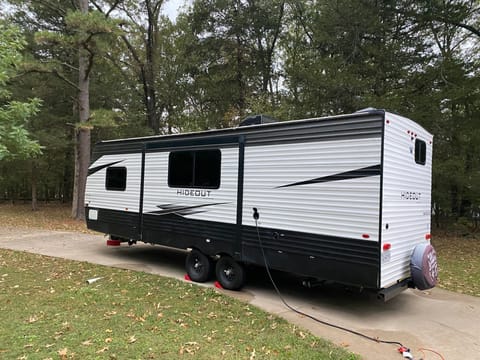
[
  {"xmin": 414, "ymin": 139, "xmax": 426, "ymax": 165},
  {"xmin": 169, "ymin": 149, "xmax": 221, "ymax": 189},
  {"xmin": 105, "ymin": 167, "xmax": 127, "ymax": 191}
]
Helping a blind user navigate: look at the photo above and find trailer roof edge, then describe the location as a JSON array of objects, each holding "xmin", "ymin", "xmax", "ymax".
[{"xmin": 96, "ymin": 109, "xmax": 386, "ymax": 145}]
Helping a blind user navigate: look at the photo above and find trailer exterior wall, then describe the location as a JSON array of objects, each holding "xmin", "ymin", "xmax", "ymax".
[
  {"xmin": 85, "ymin": 112, "xmax": 385, "ymax": 288},
  {"xmin": 380, "ymin": 112, "xmax": 433, "ymax": 288},
  {"xmin": 86, "ymin": 110, "xmax": 434, "ymax": 292},
  {"xmin": 85, "ymin": 153, "xmax": 142, "ymax": 238},
  {"xmin": 241, "ymin": 139, "xmax": 382, "ymax": 238},
  {"xmin": 141, "ymin": 146, "xmax": 240, "ymax": 255},
  {"xmin": 240, "ymin": 116, "xmax": 384, "ymax": 287}
]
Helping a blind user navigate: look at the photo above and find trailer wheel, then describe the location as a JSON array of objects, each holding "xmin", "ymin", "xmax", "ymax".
[
  {"xmin": 185, "ymin": 249, "xmax": 213, "ymax": 283},
  {"xmin": 215, "ymin": 256, "xmax": 245, "ymax": 290}
]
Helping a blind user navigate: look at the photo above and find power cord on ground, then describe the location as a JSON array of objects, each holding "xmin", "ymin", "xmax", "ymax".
[{"xmin": 252, "ymin": 208, "xmax": 445, "ymax": 360}]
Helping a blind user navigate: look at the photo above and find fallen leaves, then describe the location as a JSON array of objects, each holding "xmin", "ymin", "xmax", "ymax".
[
  {"xmin": 57, "ymin": 347, "xmax": 68, "ymax": 360},
  {"xmin": 96, "ymin": 346, "xmax": 109, "ymax": 354},
  {"xmin": 127, "ymin": 335, "xmax": 137, "ymax": 344},
  {"xmin": 207, "ymin": 312, "xmax": 217, "ymax": 319},
  {"xmin": 178, "ymin": 341, "xmax": 200, "ymax": 355},
  {"xmin": 103, "ymin": 310, "xmax": 117, "ymax": 320},
  {"xmin": 0, "ymin": 203, "xmax": 92, "ymax": 233},
  {"xmin": 27, "ymin": 315, "xmax": 39, "ymax": 324}
]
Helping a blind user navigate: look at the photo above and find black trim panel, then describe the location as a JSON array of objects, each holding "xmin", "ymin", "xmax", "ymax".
[
  {"xmin": 92, "ymin": 112, "xmax": 384, "ymax": 155},
  {"xmin": 91, "ymin": 142, "xmax": 143, "ymax": 162},
  {"xmin": 277, "ymin": 164, "xmax": 381, "ymax": 188},
  {"xmin": 138, "ymin": 148, "xmax": 146, "ymax": 239},
  {"xmin": 146, "ymin": 135, "xmax": 240, "ymax": 151},
  {"xmin": 242, "ymin": 225, "xmax": 379, "ymax": 288},
  {"xmin": 142, "ymin": 213, "xmax": 239, "ymax": 259},
  {"xmin": 86, "ymin": 207, "xmax": 140, "ymax": 240},
  {"xmin": 235, "ymin": 136, "xmax": 246, "ymax": 256},
  {"xmin": 88, "ymin": 207, "xmax": 380, "ymax": 289}
]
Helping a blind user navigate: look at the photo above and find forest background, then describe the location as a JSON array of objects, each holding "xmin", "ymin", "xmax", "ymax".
[{"xmin": 0, "ymin": 0, "xmax": 479, "ymax": 233}]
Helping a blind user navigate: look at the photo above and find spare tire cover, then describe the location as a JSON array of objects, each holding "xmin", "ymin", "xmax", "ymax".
[{"xmin": 410, "ymin": 243, "xmax": 438, "ymax": 290}]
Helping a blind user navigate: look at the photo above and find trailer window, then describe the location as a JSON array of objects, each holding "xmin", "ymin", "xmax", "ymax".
[
  {"xmin": 105, "ymin": 167, "xmax": 127, "ymax": 191},
  {"xmin": 415, "ymin": 139, "xmax": 426, "ymax": 165},
  {"xmin": 169, "ymin": 150, "xmax": 221, "ymax": 189}
]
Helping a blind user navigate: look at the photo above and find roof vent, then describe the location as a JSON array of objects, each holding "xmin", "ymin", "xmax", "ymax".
[{"xmin": 239, "ymin": 114, "xmax": 278, "ymax": 127}]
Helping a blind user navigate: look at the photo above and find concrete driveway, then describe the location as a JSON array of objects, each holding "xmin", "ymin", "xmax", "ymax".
[{"xmin": 1, "ymin": 227, "xmax": 479, "ymax": 360}]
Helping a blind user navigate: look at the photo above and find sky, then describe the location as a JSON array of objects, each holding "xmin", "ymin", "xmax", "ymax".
[
  {"xmin": 0, "ymin": 1, "xmax": 192, "ymax": 22},
  {"xmin": 162, "ymin": 0, "xmax": 192, "ymax": 21}
]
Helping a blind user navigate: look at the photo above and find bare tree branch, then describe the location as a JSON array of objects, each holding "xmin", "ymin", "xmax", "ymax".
[
  {"xmin": 447, "ymin": 20, "xmax": 480, "ymax": 38},
  {"xmin": 90, "ymin": 0, "xmax": 103, "ymax": 13},
  {"xmin": 16, "ymin": 66, "xmax": 80, "ymax": 91},
  {"xmin": 53, "ymin": 69, "xmax": 81, "ymax": 90},
  {"xmin": 106, "ymin": 0, "xmax": 121, "ymax": 17},
  {"xmin": 61, "ymin": 62, "xmax": 80, "ymax": 72},
  {"xmin": 290, "ymin": 1, "xmax": 315, "ymax": 45},
  {"xmin": 120, "ymin": 34, "xmax": 144, "ymax": 67},
  {"xmin": 153, "ymin": 0, "xmax": 164, "ymax": 16},
  {"xmin": 91, "ymin": 0, "xmax": 121, "ymax": 18}
]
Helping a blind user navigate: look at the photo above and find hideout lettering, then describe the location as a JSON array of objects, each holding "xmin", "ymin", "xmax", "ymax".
[{"xmin": 176, "ymin": 189, "xmax": 211, "ymax": 197}]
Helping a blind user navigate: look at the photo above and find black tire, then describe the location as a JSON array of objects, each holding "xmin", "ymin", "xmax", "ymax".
[
  {"xmin": 215, "ymin": 256, "xmax": 245, "ymax": 290},
  {"xmin": 185, "ymin": 249, "xmax": 213, "ymax": 283}
]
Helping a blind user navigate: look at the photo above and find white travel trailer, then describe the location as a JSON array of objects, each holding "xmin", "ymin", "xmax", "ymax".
[{"xmin": 85, "ymin": 109, "xmax": 437, "ymax": 300}]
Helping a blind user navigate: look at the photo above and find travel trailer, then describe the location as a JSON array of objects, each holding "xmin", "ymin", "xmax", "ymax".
[{"xmin": 85, "ymin": 109, "xmax": 437, "ymax": 300}]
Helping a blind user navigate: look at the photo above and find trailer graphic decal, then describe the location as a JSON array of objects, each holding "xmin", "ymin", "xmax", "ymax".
[
  {"xmin": 87, "ymin": 160, "xmax": 124, "ymax": 176},
  {"xmin": 146, "ymin": 202, "xmax": 230, "ymax": 217},
  {"xmin": 276, "ymin": 164, "xmax": 381, "ymax": 188}
]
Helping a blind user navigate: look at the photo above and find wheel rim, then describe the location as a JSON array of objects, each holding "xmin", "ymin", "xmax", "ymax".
[
  {"xmin": 193, "ymin": 257, "xmax": 204, "ymax": 274},
  {"xmin": 223, "ymin": 265, "xmax": 235, "ymax": 281}
]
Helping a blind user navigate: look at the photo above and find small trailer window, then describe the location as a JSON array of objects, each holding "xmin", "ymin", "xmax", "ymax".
[
  {"xmin": 415, "ymin": 139, "xmax": 426, "ymax": 165},
  {"xmin": 169, "ymin": 149, "xmax": 221, "ymax": 189},
  {"xmin": 105, "ymin": 167, "xmax": 127, "ymax": 191}
]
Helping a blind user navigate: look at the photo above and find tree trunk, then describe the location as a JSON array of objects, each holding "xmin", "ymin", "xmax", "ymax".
[
  {"xmin": 145, "ymin": 0, "xmax": 161, "ymax": 134},
  {"xmin": 71, "ymin": 0, "xmax": 91, "ymax": 221},
  {"xmin": 31, "ymin": 161, "xmax": 38, "ymax": 211},
  {"xmin": 236, "ymin": 33, "xmax": 245, "ymax": 116}
]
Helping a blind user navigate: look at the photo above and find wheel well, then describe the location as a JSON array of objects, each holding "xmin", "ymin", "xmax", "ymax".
[{"xmin": 187, "ymin": 247, "xmax": 216, "ymax": 259}]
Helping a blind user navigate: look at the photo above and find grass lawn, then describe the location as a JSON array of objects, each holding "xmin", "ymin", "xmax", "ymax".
[
  {"xmin": 0, "ymin": 249, "xmax": 358, "ymax": 359},
  {"xmin": 0, "ymin": 203, "xmax": 479, "ymax": 359},
  {"xmin": 0, "ymin": 203, "xmax": 91, "ymax": 233},
  {"xmin": 432, "ymin": 234, "xmax": 480, "ymax": 297}
]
